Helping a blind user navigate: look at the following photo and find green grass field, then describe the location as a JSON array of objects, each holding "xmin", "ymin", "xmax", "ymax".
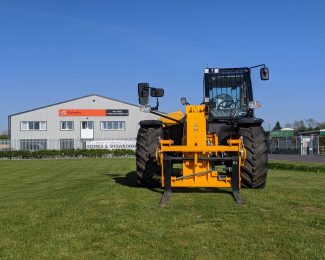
[{"xmin": 0, "ymin": 159, "xmax": 324, "ymax": 259}]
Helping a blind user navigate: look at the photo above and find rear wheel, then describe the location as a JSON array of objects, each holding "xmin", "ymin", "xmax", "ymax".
[
  {"xmin": 136, "ymin": 125, "xmax": 163, "ymax": 187},
  {"xmin": 239, "ymin": 126, "xmax": 268, "ymax": 188}
]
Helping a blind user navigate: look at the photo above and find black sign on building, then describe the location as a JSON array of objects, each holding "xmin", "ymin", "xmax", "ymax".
[{"xmin": 106, "ymin": 109, "xmax": 129, "ymax": 116}]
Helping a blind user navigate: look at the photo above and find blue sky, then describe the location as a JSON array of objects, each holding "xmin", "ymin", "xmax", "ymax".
[{"xmin": 0, "ymin": 0, "xmax": 324, "ymax": 132}]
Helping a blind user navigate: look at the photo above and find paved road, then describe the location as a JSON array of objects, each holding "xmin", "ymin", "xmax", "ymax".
[{"xmin": 268, "ymin": 154, "xmax": 325, "ymax": 164}]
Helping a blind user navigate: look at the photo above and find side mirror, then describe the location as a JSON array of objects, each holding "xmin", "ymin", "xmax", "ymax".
[
  {"xmin": 138, "ymin": 83, "xmax": 149, "ymax": 105},
  {"xmin": 180, "ymin": 97, "xmax": 187, "ymax": 105},
  {"xmin": 150, "ymin": 87, "xmax": 164, "ymax": 97},
  {"xmin": 260, "ymin": 67, "xmax": 269, "ymax": 80},
  {"xmin": 180, "ymin": 97, "xmax": 190, "ymax": 105}
]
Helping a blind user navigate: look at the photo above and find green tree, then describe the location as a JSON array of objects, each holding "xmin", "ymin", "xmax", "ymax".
[
  {"xmin": 0, "ymin": 130, "xmax": 8, "ymax": 140},
  {"xmin": 273, "ymin": 121, "xmax": 282, "ymax": 131}
]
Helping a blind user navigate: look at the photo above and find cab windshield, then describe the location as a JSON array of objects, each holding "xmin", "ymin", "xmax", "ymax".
[{"xmin": 208, "ymin": 76, "xmax": 249, "ymax": 118}]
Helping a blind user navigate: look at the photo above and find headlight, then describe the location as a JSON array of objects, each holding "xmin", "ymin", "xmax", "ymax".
[{"xmin": 248, "ymin": 101, "xmax": 261, "ymax": 109}]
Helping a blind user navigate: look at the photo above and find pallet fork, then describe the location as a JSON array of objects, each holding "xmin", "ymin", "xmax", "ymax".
[{"xmin": 159, "ymin": 155, "xmax": 243, "ymax": 207}]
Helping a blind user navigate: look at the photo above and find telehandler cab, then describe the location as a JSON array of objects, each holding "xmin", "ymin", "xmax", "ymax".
[{"xmin": 136, "ymin": 65, "xmax": 269, "ymax": 206}]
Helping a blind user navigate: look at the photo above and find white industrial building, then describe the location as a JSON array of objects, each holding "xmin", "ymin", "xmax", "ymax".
[{"xmin": 8, "ymin": 94, "xmax": 159, "ymax": 150}]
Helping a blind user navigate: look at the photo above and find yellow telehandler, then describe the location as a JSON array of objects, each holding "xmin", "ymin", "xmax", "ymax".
[{"xmin": 136, "ymin": 65, "xmax": 269, "ymax": 206}]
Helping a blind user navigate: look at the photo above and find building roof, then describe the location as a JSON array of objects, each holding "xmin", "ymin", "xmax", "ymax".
[
  {"xmin": 281, "ymin": 127, "xmax": 294, "ymax": 131},
  {"xmin": 8, "ymin": 94, "xmax": 142, "ymax": 117},
  {"xmin": 270, "ymin": 129, "xmax": 294, "ymax": 138},
  {"xmin": 298, "ymin": 129, "xmax": 325, "ymax": 137},
  {"xmin": 321, "ymin": 129, "xmax": 325, "ymax": 137}
]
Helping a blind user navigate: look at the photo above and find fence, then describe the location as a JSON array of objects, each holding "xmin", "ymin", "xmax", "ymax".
[
  {"xmin": 2, "ymin": 138, "xmax": 325, "ymax": 155},
  {"xmin": 320, "ymin": 146, "xmax": 325, "ymax": 156},
  {"xmin": 0, "ymin": 139, "xmax": 136, "ymax": 151},
  {"xmin": 268, "ymin": 137, "xmax": 301, "ymax": 155},
  {"xmin": 268, "ymin": 136, "xmax": 325, "ymax": 155}
]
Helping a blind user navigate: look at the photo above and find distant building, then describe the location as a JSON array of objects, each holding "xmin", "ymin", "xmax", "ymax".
[
  {"xmin": 298, "ymin": 129, "xmax": 325, "ymax": 155},
  {"xmin": 269, "ymin": 128, "xmax": 297, "ymax": 154},
  {"xmin": 8, "ymin": 94, "xmax": 159, "ymax": 150},
  {"xmin": 269, "ymin": 128, "xmax": 325, "ymax": 155},
  {"xmin": 269, "ymin": 128, "xmax": 294, "ymax": 138}
]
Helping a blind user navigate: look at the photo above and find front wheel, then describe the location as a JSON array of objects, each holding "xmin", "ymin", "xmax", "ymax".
[
  {"xmin": 239, "ymin": 126, "xmax": 268, "ymax": 188},
  {"xmin": 136, "ymin": 125, "xmax": 163, "ymax": 187}
]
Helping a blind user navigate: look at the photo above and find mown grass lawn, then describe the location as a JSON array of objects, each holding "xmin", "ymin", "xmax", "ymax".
[{"xmin": 0, "ymin": 158, "xmax": 324, "ymax": 259}]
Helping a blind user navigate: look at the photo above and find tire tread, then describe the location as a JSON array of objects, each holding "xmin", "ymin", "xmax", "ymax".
[{"xmin": 239, "ymin": 126, "xmax": 268, "ymax": 189}]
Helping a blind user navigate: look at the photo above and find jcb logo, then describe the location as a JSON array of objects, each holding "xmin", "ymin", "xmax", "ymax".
[{"xmin": 193, "ymin": 123, "xmax": 199, "ymax": 132}]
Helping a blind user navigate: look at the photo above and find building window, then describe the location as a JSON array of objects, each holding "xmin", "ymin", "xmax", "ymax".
[
  {"xmin": 21, "ymin": 121, "xmax": 47, "ymax": 131},
  {"xmin": 20, "ymin": 139, "xmax": 47, "ymax": 151},
  {"xmin": 60, "ymin": 121, "xmax": 74, "ymax": 131},
  {"xmin": 81, "ymin": 121, "xmax": 93, "ymax": 130},
  {"xmin": 101, "ymin": 121, "xmax": 125, "ymax": 131},
  {"xmin": 60, "ymin": 139, "xmax": 74, "ymax": 150}
]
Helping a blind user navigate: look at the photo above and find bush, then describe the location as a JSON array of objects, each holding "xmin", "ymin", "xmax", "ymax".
[
  {"xmin": 0, "ymin": 134, "xmax": 9, "ymax": 139},
  {"xmin": 0, "ymin": 149, "xmax": 135, "ymax": 159}
]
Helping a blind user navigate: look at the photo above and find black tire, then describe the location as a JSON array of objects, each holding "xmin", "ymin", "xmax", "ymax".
[
  {"xmin": 239, "ymin": 126, "xmax": 268, "ymax": 189},
  {"xmin": 136, "ymin": 125, "xmax": 163, "ymax": 187}
]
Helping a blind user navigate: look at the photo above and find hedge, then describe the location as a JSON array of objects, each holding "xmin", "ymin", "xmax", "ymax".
[
  {"xmin": 0, "ymin": 149, "xmax": 135, "ymax": 159},
  {"xmin": 1, "ymin": 151, "xmax": 324, "ymax": 174},
  {"xmin": 268, "ymin": 161, "xmax": 325, "ymax": 173}
]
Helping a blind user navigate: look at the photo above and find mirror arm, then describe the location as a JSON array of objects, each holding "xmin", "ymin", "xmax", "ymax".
[
  {"xmin": 151, "ymin": 98, "xmax": 159, "ymax": 111},
  {"xmin": 149, "ymin": 110, "xmax": 182, "ymax": 124},
  {"xmin": 249, "ymin": 64, "xmax": 266, "ymax": 69}
]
